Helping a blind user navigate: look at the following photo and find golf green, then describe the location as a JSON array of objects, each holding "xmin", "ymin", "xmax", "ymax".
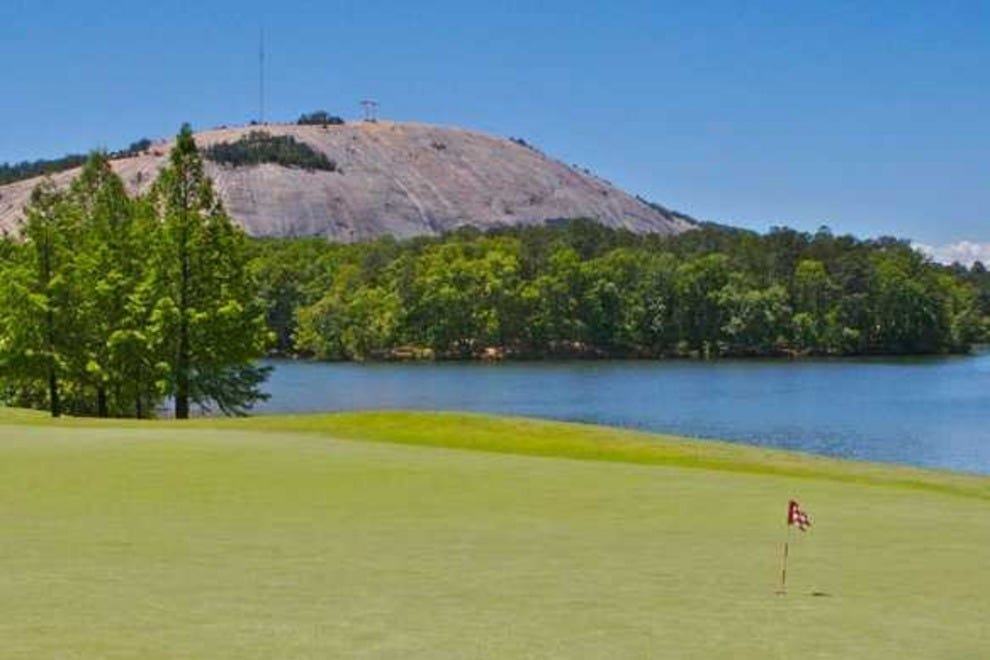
[{"xmin": 0, "ymin": 410, "xmax": 987, "ymax": 658}]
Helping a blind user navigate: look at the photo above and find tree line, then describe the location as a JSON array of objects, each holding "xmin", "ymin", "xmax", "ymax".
[
  {"xmin": 249, "ymin": 220, "xmax": 989, "ymax": 361},
  {"xmin": 0, "ymin": 139, "xmax": 153, "ymax": 186},
  {"xmin": 0, "ymin": 126, "xmax": 269, "ymax": 418}
]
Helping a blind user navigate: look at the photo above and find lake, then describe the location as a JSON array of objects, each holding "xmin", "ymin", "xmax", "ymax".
[{"xmin": 255, "ymin": 350, "xmax": 990, "ymax": 474}]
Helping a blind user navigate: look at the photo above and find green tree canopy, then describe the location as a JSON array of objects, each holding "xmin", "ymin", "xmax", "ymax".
[{"xmin": 149, "ymin": 124, "xmax": 270, "ymax": 417}]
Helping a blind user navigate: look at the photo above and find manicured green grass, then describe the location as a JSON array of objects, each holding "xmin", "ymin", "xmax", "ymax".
[{"xmin": 1, "ymin": 409, "xmax": 988, "ymax": 658}]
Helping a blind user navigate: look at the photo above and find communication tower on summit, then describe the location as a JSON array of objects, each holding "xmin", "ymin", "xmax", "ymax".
[
  {"xmin": 258, "ymin": 27, "xmax": 266, "ymax": 124},
  {"xmin": 360, "ymin": 100, "xmax": 379, "ymax": 122}
]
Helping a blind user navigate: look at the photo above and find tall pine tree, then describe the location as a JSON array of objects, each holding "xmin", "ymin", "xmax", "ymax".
[
  {"xmin": 149, "ymin": 125, "xmax": 269, "ymax": 418},
  {"xmin": 0, "ymin": 181, "xmax": 80, "ymax": 416},
  {"xmin": 66, "ymin": 152, "xmax": 172, "ymax": 417}
]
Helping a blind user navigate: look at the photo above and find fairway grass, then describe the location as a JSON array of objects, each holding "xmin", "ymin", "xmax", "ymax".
[{"xmin": 1, "ymin": 409, "xmax": 988, "ymax": 658}]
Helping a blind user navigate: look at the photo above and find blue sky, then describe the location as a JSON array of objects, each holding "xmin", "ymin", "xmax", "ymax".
[{"xmin": 2, "ymin": 0, "xmax": 988, "ymax": 249}]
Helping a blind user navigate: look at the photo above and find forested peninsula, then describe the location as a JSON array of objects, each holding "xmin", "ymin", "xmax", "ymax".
[
  {"xmin": 251, "ymin": 220, "xmax": 990, "ymax": 361},
  {"xmin": 2, "ymin": 127, "xmax": 990, "ymax": 420}
]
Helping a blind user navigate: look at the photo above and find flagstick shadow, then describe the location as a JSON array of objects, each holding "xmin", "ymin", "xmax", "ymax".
[{"xmin": 773, "ymin": 591, "xmax": 833, "ymax": 597}]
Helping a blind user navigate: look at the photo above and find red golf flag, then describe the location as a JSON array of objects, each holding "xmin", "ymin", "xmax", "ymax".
[{"xmin": 787, "ymin": 500, "xmax": 811, "ymax": 531}]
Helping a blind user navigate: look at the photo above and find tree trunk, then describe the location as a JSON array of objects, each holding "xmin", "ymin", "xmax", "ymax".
[
  {"xmin": 45, "ymin": 303, "xmax": 60, "ymax": 417},
  {"xmin": 175, "ymin": 243, "xmax": 191, "ymax": 420},
  {"xmin": 175, "ymin": 328, "xmax": 190, "ymax": 419},
  {"xmin": 134, "ymin": 364, "xmax": 143, "ymax": 419},
  {"xmin": 97, "ymin": 386, "xmax": 108, "ymax": 418},
  {"xmin": 48, "ymin": 367, "xmax": 60, "ymax": 418},
  {"xmin": 174, "ymin": 175, "xmax": 191, "ymax": 420},
  {"xmin": 42, "ymin": 226, "xmax": 60, "ymax": 418}
]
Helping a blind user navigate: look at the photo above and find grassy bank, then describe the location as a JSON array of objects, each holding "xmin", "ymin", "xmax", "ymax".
[{"xmin": 0, "ymin": 409, "xmax": 988, "ymax": 657}]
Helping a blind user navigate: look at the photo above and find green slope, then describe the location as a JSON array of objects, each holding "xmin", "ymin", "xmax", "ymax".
[{"xmin": 0, "ymin": 410, "xmax": 988, "ymax": 658}]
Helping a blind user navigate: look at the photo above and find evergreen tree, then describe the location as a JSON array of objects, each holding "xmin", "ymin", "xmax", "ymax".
[
  {"xmin": 0, "ymin": 181, "xmax": 80, "ymax": 416},
  {"xmin": 148, "ymin": 125, "xmax": 270, "ymax": 417},
  {"xmin": 69, "ymin": 152, "xmax": 142, "ymax": 416}
]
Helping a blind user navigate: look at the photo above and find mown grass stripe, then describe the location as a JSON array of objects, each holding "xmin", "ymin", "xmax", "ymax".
[{"xmin": 3, "ymin": 407, "xmax": 988, "ymax": 501}]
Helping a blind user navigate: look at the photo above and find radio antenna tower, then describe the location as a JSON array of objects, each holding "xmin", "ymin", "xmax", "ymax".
[
  {"xmin": 258, "ymin": 27, "xmax": 266, "ymax": 124},
  {"xmin": 360, "ymin": 99, "xmax": 379, "ymax": 122}
]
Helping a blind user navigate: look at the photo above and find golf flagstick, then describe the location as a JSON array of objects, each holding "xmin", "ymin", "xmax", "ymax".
[
  {"xmin": 779, "ymin": 523, "xmax": 792, "ymax": 594},
  {"xmin": 779, "ymin": 499, "xmax": 811, "ymax": 594}
]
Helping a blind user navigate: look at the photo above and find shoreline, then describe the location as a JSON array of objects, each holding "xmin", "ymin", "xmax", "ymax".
[
  {"xmin": 3, "ymin": 407, "xmax": 988, "ymax": 498},
  {"xmin": 265, "ymin": 346, "xmax": 988, "ymax": 366}
]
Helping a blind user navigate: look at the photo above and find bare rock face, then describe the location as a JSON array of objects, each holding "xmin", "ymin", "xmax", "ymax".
[{"xmin": 0, "ymin": 122, "xmax": 695, "ymax": 240}]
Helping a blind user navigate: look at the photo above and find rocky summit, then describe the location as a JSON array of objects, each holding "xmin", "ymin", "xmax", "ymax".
[{"xmin": 0, "ymin": 121, "xmax": 695, "ymax": 240}]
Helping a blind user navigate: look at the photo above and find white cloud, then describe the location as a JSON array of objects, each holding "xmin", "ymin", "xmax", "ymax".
[{"xmin": 913, "ymin": 241, "xmax": 990, "ymax": 267}]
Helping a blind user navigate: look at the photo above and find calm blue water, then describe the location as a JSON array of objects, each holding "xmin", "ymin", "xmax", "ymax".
[{"xmin": 256, "ymin": 351, "xmax": 990, "ymax": 474}]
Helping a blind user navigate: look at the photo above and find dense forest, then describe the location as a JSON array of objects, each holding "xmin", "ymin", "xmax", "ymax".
[{"xmin": 248, "ymin": 220, "xmax": 990, "ymax": 361}]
